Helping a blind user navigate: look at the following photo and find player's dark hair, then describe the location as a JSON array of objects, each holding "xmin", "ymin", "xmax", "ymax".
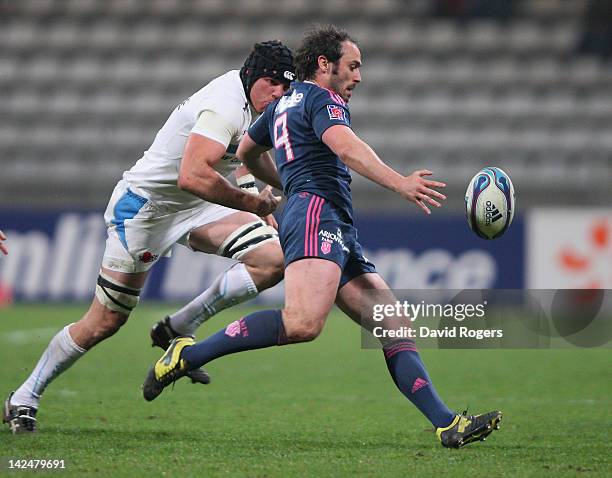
[
  {"xmin": 294, "ymin": 25, "xmax": 357, "ymax": 81},
  {"xmin": 240, "ymin": 40, "xmax": 295, "ymax": 100}
]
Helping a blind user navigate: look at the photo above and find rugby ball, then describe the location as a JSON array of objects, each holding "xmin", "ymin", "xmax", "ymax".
[{"xmin": 465, "ymin": 167, "xmax": 515, "ymax": 240}]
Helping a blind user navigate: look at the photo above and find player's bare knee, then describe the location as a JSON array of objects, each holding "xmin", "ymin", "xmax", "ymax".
[
  {"xmin": 288, "ymin": 321, "xmax": 324, "ymax": 342},
  {"xmin": 283, "ymin": 312, "xmax": 325, "ymax": 343}
]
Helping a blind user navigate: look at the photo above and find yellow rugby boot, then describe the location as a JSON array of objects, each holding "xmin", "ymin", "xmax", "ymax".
[
  {"xmin": 142, "ymin": 336, "xmax": 194, "ymax": 401},
  {"xmin": 436, "ymin": 410, "xmax": 502, "ymax": 448}
]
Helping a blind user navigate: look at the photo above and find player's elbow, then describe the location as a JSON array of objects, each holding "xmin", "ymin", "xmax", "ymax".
[
  {"xmin": 328, "ymin": 137, "xmax": 357, "ymax": 165},
  {"xmin": 335, "ymin": 147, "xmax": 357, "ymax": 168}
]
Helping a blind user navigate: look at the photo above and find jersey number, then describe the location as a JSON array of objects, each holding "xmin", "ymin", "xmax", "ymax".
[{"xmin": 274, "ymin": 113, "xmax": 294, "ymax": 162}]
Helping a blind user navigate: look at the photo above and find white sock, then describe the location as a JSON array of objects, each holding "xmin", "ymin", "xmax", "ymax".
[
  {"xmin": 11, "ymin": 324, "xmax": 86, "ymax": 409},
  {"xmin": 168, "ymin": 263, "xmax": 258, "ymax": 336}
]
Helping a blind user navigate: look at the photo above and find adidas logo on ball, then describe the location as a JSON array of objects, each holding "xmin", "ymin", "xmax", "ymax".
[{"xmin": 484, "ymin": 201, "xmax": 503, "ymax": 226}]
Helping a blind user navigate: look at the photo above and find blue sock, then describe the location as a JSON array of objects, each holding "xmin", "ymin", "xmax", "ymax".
[
  {"xmin": 383, "ymin": 341, "xmax": 456, "ymax": 428},
  {"xmin": 181, "ymin": 309, "xmax": 286, "ymax": 368}
]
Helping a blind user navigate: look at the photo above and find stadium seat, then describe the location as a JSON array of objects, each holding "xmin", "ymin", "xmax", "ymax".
[{"xmin": 1, "ymin": 0, "xmax": 609, "ymax": 208}]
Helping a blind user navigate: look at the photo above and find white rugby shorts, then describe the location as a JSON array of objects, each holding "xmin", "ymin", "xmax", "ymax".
[{"xmin": 101, "ymin": 180, "xmax": 237, "ymax": 272}]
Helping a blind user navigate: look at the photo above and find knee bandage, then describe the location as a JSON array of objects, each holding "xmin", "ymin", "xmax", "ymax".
[
  {"xmin": 217, "ymin": 220, "xmax": 278, "ymax": 260},
  {"xmin": 95, "ymin": 272, "xmax": 141, "ymax": 315}
]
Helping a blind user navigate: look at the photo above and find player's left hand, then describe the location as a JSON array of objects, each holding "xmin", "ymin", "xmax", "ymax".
[
  {"xmin": 398, "ymin": 170, "xmax": 446, "ymax": 215},
  {"xmin": 261, "ymin": 214, "xmax": 278, "ymax": 230},
  {"xmin": 0, "ymin": 230, "xmax": 7, "ymax": 255}
]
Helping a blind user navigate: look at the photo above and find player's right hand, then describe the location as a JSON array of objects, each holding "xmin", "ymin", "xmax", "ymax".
[
  {"xmin": 255, "ymin": 186, "xmax": 282, "ymax": 217},
  {"xmin": 397, "ymin": 170, "xmax": 446, "ymax": 215}
]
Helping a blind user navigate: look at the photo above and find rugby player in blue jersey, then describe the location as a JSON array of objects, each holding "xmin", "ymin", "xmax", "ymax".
[{"xmin": 143, "ymin": 25, "xmax": 502, "ymax": 448}]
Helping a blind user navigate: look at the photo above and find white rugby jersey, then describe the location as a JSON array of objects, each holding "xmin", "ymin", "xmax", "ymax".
[{"xmin": 123, "ymin": 70, "xmax": 252, "ymax": 210}]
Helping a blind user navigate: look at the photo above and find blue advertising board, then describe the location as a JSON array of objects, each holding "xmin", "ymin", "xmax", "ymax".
[
  {"xmin": 0, "ymin": 210, "xmax": 524, "ymax": 303},
  {"xmin": 355, "ymin": 213, "xmax": 523, "ymax": 289}
]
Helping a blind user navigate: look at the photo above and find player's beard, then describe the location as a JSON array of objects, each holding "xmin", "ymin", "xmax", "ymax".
[{"xmin": 330, "ymin": 64, "xmax": 351, "ymax": 103}]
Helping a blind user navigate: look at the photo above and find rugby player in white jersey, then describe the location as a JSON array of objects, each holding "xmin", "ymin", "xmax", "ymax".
[{"xmin": 3, "ymin": 41, "xmax": 294, "ymax": 434}]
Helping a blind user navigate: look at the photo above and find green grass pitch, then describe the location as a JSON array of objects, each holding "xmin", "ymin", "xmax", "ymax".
[{"xmin": 1, "ymin": 304, "xmax": 610, "ymax": 477}]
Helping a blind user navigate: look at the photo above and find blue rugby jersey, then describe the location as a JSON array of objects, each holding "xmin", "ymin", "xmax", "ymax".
[{"xmin": 248, "ymin": 81, "xmax": 355, "ymax": 221}]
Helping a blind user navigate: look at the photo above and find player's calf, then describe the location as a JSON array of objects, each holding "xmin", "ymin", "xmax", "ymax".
[
  {"xmin": 77, "ymin": 306, "xmax": 128, "ymax": 347},
  {"xmin": 240, "ymin": 241, "xmax": 285, "ymax": 291}
]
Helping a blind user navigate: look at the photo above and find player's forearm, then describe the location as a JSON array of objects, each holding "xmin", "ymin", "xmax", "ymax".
[
  {"xmin": 244, "ymin": 152, "xmax": 283, "ymax": 190},
  {"xmin": 337, "ymin": 139, "xmax": 403, "ymax": 193},
  {"xmin": 178, "ymin": 170, "xmax": 260, "ymax": 214}
]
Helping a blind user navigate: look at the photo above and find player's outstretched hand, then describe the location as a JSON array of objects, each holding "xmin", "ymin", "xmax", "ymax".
[
  {"xmin": 398, "ymin": 170, "xmax": 446, "ymax": 215},
  {"xmin": 256, "ymin": 186, "xmax": 282, "ymax": 217},
  {"xmin": 0, "ymin": 230, "xmax": 7, "ymax": 255}
]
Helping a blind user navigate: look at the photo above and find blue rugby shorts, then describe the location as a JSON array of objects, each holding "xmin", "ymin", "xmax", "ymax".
[{"xmin": 279, "ymin": 192, "xmax": 376, "ymax": 287}]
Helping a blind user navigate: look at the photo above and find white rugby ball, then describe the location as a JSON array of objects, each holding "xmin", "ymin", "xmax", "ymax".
[{"xmin": 465, "ymin": 167, "xmax": 515, "ymax": 240}]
